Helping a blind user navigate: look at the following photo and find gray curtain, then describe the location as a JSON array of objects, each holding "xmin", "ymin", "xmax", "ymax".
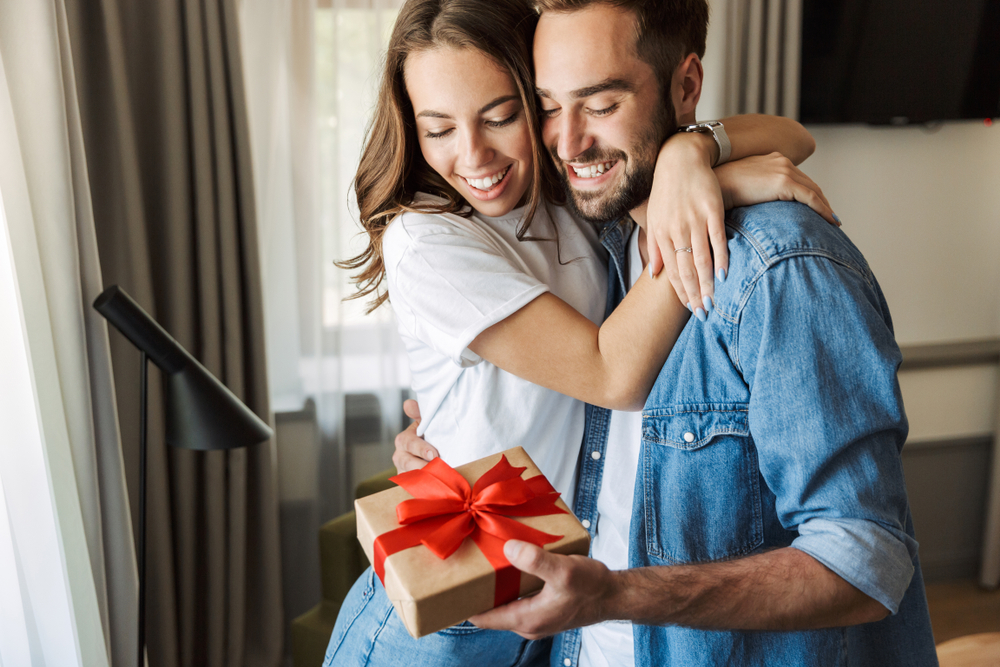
[
  {"xmin": 721, "ymin": 0, "xmax": 801, "ymax": 118},
  {"xmin": 64, "ymin": 0, "xmax": 283, "ymax": 665}
]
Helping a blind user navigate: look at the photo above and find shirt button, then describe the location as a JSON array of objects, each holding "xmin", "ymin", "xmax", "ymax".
[
  {"xmin": 683, "ymin": 432, "xmax": 695, "ymax": 443},
  {"xmin": 591, "ymin": 451, "xmax": 601, "ymax": 460},
  {"xmin": 564, "ymin": 660, "xmax": 572, "ymax": 667},
  {"xmin": 581, "ymin": 519, "xmax": 591, "ymax": 529}
]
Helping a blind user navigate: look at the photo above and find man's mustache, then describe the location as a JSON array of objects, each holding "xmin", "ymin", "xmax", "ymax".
[{"xmin": 548, "ymin": 145, "xmax": 628, "ymax": 169}]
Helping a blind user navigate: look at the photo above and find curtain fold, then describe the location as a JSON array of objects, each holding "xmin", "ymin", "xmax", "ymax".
[
  {"xmin": 718, "ymin": 0, "xmax": 801, "ymax": 118},
  {"xmin": 0, "ymin": 0, "xmax": 133, "ymax": 664},
  {"xmin": 64, "ymin": 0, "xmax": 284, "ymax": 664}
]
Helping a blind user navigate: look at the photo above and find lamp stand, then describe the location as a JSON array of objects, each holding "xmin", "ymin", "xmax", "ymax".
[
  {"xmin": 138, "ymin": 351, "xmax": 147, "ymax": 667},
  {"xmin": 92, "ymin": 284, "xmax": 273, "ymax": 667}
]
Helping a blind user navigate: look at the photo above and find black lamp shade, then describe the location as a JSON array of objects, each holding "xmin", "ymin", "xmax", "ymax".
[{"xmin": 94, "ymin": 285, "xmax": 273, "ymax": 450}]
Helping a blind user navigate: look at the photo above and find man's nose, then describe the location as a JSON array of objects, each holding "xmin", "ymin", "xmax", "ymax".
[
  {"xmin": 460, "ymin": 128, "xmax": 494, "ymax": 169},
  {"xmin": 550, "ymin": 111, "xmax": 591, "ymax": 162}
]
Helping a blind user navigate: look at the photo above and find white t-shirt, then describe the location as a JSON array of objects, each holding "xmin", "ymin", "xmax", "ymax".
[
  {"xmin": 579, "ymin": 227, "xmax": 643, "ymax": 667},
  {"xmin": 382, "ymin": 195, "xmax": 608, "ymax": 504}
]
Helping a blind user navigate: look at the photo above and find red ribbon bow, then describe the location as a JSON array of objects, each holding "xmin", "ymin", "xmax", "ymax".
[{"xmin": 373, "ymin": 455, "xmax": 567, "ymax": 606}]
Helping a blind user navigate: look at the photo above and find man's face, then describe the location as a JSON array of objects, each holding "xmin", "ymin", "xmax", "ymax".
[{"xmin": 534, "ymin": 3, "xmax": 676, "ymax": 223}]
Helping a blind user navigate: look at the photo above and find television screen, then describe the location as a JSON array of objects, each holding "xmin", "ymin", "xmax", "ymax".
[{"xmin": 799, "ymin": 0, "xmax": 1000, "ymax": 124}]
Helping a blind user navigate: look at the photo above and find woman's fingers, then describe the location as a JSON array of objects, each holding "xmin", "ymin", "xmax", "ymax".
[
  {"xmin": 672, "ymin": 237, "xmax": 704, "ymax": 320},
  {"xmin": 646, "ymin": 233, "xmax": 664, "ymax": 278},
  {"xmin": 690, "ymin": 227, "xmax": 714, "ymax": 315},
  {"xmin": 661, "ymin": 242, "xmax": 688, "ymax": 312},
  {"xmin": 782, "ymin": 169, "xmax": 838, "ymax": 226},
  {"xmin": 708, "ymin": 207, "xmax": 729, "ymax": 285}
]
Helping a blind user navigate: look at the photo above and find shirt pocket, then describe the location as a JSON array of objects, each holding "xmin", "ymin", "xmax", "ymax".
[{"xmin": 640, "ymin": 403, "xmax": 763, "ymax": 564}]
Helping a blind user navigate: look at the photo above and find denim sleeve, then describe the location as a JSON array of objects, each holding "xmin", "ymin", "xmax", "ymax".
[{"xmin": 737, "ymin": 255, "xmax": 917, "ymax": 614}]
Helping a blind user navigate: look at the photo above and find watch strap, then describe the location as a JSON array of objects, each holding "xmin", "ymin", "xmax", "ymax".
[{"xmin": 677, "ymin": 121, "xmax": 731, "ymax": 167}]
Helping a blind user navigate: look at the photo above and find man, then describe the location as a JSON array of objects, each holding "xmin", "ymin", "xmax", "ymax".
[{"xmin": 397, "ymin": 1, "xmax": 938, "ymax": 665}]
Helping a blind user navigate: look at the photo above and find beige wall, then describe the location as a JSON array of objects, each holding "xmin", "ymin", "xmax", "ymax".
[{"xmin": 804, "ymin": 123, "xmax": 1000, "ymax": 346}]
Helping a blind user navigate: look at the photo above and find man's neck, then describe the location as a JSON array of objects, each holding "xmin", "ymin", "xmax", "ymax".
[
  {"xmin": 634, "ymin": 220, "xmax": 648, "ymax": 269},
  {"xmin": 630, "ymin": 203, "xmax": 648, "ymax": 230}
]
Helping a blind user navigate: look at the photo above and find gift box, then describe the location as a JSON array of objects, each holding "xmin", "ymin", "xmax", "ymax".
[{"xmin": 355, "ymin": 446, "xmax": 590, "ymax": 638}]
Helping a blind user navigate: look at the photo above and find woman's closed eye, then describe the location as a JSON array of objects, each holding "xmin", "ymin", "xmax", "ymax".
[
  {"xmin": 424, "ymin": 127, "xmax": 454, "ymax": 139},
  {"xmin": 486, "ymin": 111, "xmax": 519, "ymax": 129}
]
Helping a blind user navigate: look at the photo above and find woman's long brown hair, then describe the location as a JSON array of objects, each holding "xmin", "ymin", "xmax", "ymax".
[{"xmin": 337, "ymin": 0, "xmax": 566, "ymax": 313}]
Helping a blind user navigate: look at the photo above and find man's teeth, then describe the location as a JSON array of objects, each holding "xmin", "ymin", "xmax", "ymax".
[
  {"xmin": 464, "ymin": 166, "xmax": 510, "ymax": 191},
  {"xmin": 572, "ymin": 161, "xmax": 615, "ymax": 178}
]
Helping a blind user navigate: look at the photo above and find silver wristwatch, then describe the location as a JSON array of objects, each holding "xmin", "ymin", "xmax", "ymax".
[{"xmin": 677, "ymin": 120, "xmax": 731, "ymax": 167}]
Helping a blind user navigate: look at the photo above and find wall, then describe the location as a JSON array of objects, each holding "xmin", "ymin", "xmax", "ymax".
[{"xmin": 804, "ymin": 123, "xmax": 1000, "ymax": 345}]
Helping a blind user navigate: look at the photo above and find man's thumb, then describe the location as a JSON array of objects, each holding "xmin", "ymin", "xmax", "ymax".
[{"xmin": 504, "ymin": 540, "xmax": 555, "ymax": 579}]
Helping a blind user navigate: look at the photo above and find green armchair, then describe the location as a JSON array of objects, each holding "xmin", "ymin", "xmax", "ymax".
[{"xmin": 291, "ymin": 468, "xmax": 397, "ymax": 667}]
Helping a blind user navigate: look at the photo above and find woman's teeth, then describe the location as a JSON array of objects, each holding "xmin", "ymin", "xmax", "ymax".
[
  {"xmin": 572, "ymin": 161, "xmax": 615, "ymax": 179},
  {"xmin": 464, "ymin": 166, "xmax": 510, "ymax": 191}
]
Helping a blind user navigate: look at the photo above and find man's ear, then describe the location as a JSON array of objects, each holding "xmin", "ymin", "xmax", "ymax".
[{"xmin": 671, "ymin": 53, "xmax": 703, "ymax": 124}]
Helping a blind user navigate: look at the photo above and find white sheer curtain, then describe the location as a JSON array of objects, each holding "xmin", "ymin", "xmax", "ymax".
[
  {"xmin": 0, "ymin": 0, "xmax": 136, "ymax": 664},
  {"xmin": 241, "ymin": 0, "xmax": 407, "ymax": 524},
  {"xmin": 239, "ymin": 0, "xmax": 408, "ymax": 654}
]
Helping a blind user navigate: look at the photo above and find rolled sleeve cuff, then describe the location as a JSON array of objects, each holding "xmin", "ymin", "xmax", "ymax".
[
  {"xmin": 452, "ymin": 285, "xmax": 550, "ymax": 367},
  {"xmin": 791, "ymin": 517, "xmax": 917, "ymax": 614}
]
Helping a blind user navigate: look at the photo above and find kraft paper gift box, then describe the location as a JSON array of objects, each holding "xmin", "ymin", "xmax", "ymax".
[{"xmin": 355, "ymin": 446, "xmax": 591, "ymax": 638}]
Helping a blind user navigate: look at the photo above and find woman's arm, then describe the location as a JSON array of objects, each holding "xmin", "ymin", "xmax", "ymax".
[
  {"xmin": 646, "ymin": 115, "xmax": 834, "ymax": 317},
  {"xmin": 717, "ymin": 113, "xmax": 815, "ymax": 165},
  {"xmin": 469, "ymin": 236, "xmax": 688, "ymax": 412}
]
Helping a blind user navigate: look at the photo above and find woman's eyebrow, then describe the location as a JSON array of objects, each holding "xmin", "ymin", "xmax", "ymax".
[
  {"xmin": 415, "ymin": 94, "xmax": 520, "ymax": 120},
  {"xmin": 478, "ymin": 94, "xmax": 519, "ymax": 114}
]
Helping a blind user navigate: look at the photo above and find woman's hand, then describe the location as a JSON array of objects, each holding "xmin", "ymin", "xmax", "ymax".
[
  {"xmin": 715, "ymin": 153, "xmax": 839, "ymax": 226},
  {"xmin": 645, "ymin": 134, "xmax": 727, "ymax": 320},
  {"xmin": 646, "ymin": 145, "xmax": 840, "ymax": 319}
]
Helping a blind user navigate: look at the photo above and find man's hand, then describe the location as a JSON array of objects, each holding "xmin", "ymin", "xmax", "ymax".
[
  {"xmin": 392, "ymin": 399, "xmax": 439, "ymax": 473},
  {"xmin": 469, "ymin": 540, "xmax": 618, "ymax": 639}
]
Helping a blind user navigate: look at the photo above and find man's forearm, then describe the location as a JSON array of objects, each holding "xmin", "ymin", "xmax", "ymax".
[{"xmin": 606, "ymin": 547, "xmax": 889, "ymax": 630}]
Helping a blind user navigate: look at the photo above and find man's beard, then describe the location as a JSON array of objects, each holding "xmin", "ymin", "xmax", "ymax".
[{"xmin": 553, "ymin": 104, "xmax": 677, "ymax": 224}]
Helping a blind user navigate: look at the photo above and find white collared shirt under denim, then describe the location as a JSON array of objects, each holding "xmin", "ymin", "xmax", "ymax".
[{"xmin": 553, "ymin": 201, "xmax": 939, "ymax": 667}]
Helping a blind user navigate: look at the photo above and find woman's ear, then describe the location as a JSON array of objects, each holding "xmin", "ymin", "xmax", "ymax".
[{"xmin": 671, "ymin": 53, "xmax": 704, "ymax": 124}]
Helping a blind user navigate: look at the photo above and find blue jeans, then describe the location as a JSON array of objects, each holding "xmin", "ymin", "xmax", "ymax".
[{"xmin": 324, "ymin": 567, "xmax": 551, "ymax": 667}]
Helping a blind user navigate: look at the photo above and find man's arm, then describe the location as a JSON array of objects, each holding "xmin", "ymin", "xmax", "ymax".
[
  {"xmin": 470, "ymin": 540, "xmax": 887, "ymax": 640},
  {"xmin": 392, "ymin": 399, "xmax": 439, "ymax": 472}
]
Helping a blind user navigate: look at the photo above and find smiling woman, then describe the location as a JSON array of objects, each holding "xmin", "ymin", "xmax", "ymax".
[{"xmin": 406, "ymin": 48, "xmax": 534, "ymax": 215}]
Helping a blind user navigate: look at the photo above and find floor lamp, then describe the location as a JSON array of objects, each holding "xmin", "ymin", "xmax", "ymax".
[{"xmin": 93, "ymin": 285, "xmax": 273, "ymax": 667}]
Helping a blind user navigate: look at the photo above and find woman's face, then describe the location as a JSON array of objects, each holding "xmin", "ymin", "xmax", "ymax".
[{"xmin": 404, "ymin": 46, "xmax": 534, "ymax": 217}]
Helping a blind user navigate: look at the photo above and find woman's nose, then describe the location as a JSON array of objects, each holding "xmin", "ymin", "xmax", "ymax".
[{"xmin": 460, "ymin": 128, "xmax": 494, "ymax": 169}]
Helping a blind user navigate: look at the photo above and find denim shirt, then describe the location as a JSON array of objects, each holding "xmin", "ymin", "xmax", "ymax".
[{"xmin": 553, "ymin": 202, "xmax": 938, "ymax": 667}]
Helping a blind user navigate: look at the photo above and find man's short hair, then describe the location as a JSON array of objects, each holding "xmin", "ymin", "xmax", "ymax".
[{"xmin": 534, "ymin": 0, "xmax": 709, "ymax": 95}]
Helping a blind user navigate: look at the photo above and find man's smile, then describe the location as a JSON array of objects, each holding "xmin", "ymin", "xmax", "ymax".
[{"xmin": 564, "ymin": 159, "xmax": 620, "ymax": 188}]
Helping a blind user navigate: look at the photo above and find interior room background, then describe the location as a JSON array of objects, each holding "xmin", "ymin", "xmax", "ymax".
[{"xmin": 0, "ymin": 0, "xmax": 997, "ymax": 665}]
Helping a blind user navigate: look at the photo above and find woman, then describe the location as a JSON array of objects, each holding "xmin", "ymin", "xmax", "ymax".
[{"xmin": 327, "ymin": 0, "xmax": 832, "ymax": 664}]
